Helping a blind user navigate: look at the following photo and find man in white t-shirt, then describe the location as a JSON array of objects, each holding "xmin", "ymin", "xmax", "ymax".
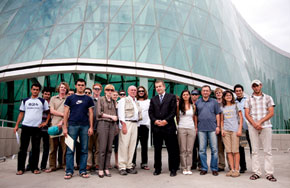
[{"xmin": 14, "ymin": 83, "xmax": 50, "ymax": 175}]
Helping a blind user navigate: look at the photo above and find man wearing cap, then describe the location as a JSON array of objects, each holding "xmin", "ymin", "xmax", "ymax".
[
  {"xmin": 245, "ymin": 80, "xmax": 277, "ymax": 182},
  {"xmin": 190, "ymin": 89, "xmax": 201, "ymax": 170}
]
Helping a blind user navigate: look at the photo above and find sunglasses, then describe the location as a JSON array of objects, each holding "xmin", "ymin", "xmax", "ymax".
[
  {"xmin": 105, "ymin": 89, "xmax": 114, "ymax": 92},
  {"xmin": 138, "ymin": 90, "xmax": 145, "ymax": 93},
  {"xmin": 85, "ymin": 92, "xmax": 91, "ymax": 94},
  {"xmin": 93, "ymin": 88, "xmax": 101, "ymax": 91},
  {"xmin": 119, "ymin": 93, "xmax": 126, "ymax": 96},
  {"xmin": 77, "ymin": 84, "xmax": 85, "ymax": 86}
]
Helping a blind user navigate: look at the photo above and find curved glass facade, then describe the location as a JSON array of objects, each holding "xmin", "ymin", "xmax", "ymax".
[{"xmin": 0, "ymin": 0, "xmax": 289, "ymax": 131}]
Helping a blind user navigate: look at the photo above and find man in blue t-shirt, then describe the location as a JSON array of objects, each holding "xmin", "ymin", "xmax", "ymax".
[
  {"xmin": 14, "ymin": 83, "xmax": 50, "ymax": 175},
  {"xmin": 194, "ymin": 85, "xmax": 221, "ymax": 176},
  {"xmin": 63, "ymin": 78, "xmax": 94, "ymax": 179}
]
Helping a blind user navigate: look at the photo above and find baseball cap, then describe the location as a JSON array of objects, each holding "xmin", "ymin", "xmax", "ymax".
[
  {"xmin": 251, "ymin": 80, "xmax": 262, "ymax": 86},
  {"xmin": 191, "ymin": 90, "xmax": 200, "ymax": 95}
]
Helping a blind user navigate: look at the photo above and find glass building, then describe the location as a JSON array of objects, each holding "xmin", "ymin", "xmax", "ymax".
[{"xmin": 0, "ymin": 0, "xmax": 289, "ymax": 132}]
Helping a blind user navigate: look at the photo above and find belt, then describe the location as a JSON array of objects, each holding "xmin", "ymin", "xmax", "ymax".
[{"xmin": 126, "ymin": 120, "xmax": 138, "ymax": 122}]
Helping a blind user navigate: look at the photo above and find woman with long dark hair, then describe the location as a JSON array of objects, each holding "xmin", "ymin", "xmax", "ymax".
[{"xmin": 177, "ymin": 90, "xmax": 196, "ymax": 175}]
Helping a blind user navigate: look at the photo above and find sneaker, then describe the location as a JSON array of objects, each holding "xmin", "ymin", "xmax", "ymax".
[
  {"xmin": 187, "ymin": 170, "xmax": 193, "ymax": 175},
  {"xmin": 182, "ymin": 170, "xmax": 188, "ymax": 175},
  {"xmin": 226, "ymin": 170, "xmax": 233, "ymax": 177},
  {"xmin": 126, "ymin": 168, "xmax": 138, "ymax": 174},
  {"xmin": 119, "ymin": 169, "xmax": 127, "ymax": 176},
  {"xmin": 232, "ymin": 170, "xmax": 240, "ymax": 177}
]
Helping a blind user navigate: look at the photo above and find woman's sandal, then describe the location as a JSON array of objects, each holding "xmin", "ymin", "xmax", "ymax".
[
  {"xmin": 141, "ymin": 165, "xmax": 150, "ymax": 170},
  {"xmin": 33, "ymin": 170, "xmax": 41, "ymax": 174},
  {"xmin": 249, "ymin": 174, "xmax": 260, "ymax": 180},
  {"xmin": 45, "ymin": 168, "xmax": 56, "ymax": 173},
  {"xmin": 80, "ymin": 172, "xmax": 90, "ymax": 178},
  {"xmin": 266, "ymin": 174, "xmax": 277, "ymax": 182},
  {"xmin": 16, "ymin": 170, "xmax": 24, "ymax": 175},
  {"xmin": 64, "ymin": 173, "xmax": 73, "ymax": 180}
]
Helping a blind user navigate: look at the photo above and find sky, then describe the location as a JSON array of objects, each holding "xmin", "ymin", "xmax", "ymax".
[{"xmin": 231, "ymin": 0, "xmax": 290, "ymax": 53}]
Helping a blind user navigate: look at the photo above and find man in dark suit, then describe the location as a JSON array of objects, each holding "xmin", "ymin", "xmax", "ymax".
[{"xmin": 149, "ymin": 80, "xmax": 179, "ymax": 177}]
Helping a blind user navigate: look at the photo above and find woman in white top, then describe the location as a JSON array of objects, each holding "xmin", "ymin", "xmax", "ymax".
[
  {"xmin": 177, "ymin": 90, "xmax": 197, "ymax": 175},
  {"xmin": 132, "ymin": 86, "xmax": 150, "ymax": 170}
]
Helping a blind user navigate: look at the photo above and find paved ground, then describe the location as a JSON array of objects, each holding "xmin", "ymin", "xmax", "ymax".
[{"xmin": 1, "ymin": 148, "xmax": 290, "ymax": 188}]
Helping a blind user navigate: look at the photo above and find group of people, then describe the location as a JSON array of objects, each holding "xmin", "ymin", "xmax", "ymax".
[{"xmin": 13, "ymin": 79, "xmax": 277, "ymax": 182}]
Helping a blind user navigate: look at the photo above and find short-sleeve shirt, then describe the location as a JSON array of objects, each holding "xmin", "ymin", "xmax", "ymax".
[
  {"xmin": 221, "ymin": 104, "xmax": 241, "ymax": 132},
  {"xmin": 19, "ymin": 97, "xmax": 49, "ymax": 127},
  {"xmin": 244, "ymin": 93, "xmax": 275, "ymax": 128},
  {"xmin": 64, "ymin": 94, "xmax": 94, "ymax": 126},
  {"xmin": 236, "ymin": 96, "xmax": 249, "ymax": 130},
  {"xmin": 195, "ymin": 98, "xmax": 221, "ymax": 131},
  {"xmin": 50, "ymin": 95, "xmax": 66, "ymax": 125}
]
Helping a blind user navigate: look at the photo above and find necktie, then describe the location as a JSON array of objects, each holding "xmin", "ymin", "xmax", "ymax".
[{"xmin": 159, "ymin": 95, "xmax": 163, "ymax": 103}]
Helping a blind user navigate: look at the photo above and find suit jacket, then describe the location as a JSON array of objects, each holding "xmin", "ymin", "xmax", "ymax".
[{"xmin": 149, "ymin": 93, "xmax": 177, "ymax": 134}]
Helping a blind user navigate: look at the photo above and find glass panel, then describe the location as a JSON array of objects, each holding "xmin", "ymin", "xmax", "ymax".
[
  {"xmin": 86, "ymin": 0, "xmax": 109, "ymax": 23},
  {"xmin": 80, "ymin": 27, "xmax": 107, "ymax": 59},
  {"xmin": 203, "ymin": 15, "xmax": 220, "ymax": 46},
  {"xmin": 135, "ymin": 0, "xmax": 155, "ymax": 25},
  {"xmin": 4, "ymin": 1, "xmax": 41, "ymax": 34},
  {"xmin": 137, "ymin": 31, "xmax": 162, "ymax": 65},
  {"xmin": 80, "ymin": 23, "xmax": 106, "ymax": 56},
  {"xmin": 134, "ymin": 25, "xmax": 155, "ymax": 59},
  {"xmin": 159, "ymin": 28, "xmax": 179, "ymax": 62},
  {"xmin": 159, "ymin": 2, "xmax": 181, "ymax": 32},
  {"xmin": 0, "ymin": 33, "xmax": 24, "ymax": 66},
  {"xmin": 110, "ymin": 0, "xmax": 126, "ymax": 20},
  {"xmin": 154, "ymin": 0, "xmax": 172, "ymax": 25},
  {"xmin": 164, "ymin": 37, "xmax": 190, "ymax": 71},
  {"xmin": 58, "ymin": 0, "xmax": 86, "ymax": 24},
  {"xmin": 14, "ymin": 28, "xmax": 51, "ymax": 63},
  {"xmin": 110, "ymin": 27, "xmax": 134, "ymax": 62},
  {"xmin": 194, "ymin": 0, "xmax": 208, "ymax": 11},
  {"xmin": 111, "ymin": 0, "xmax": 132, "ymax": 23},
  {"xmin": 183, "ymin": 35, "xmax": 202, "ymax": 70},
  {"xmin": 85, "ymin": 0, "xmax": 103, "ymax": 20},
  {"xmin": 31, "ymin": 0, "xmax": 63, "ymax": 29},
  {"xmin": 132, "ymin": 0, "xmax": 148, "ymax": 22},
  {"xmin": 0, "ymin": 0, "xmax": 9, "ymax": 13},
  {"xmin": 13, "ymin": 27, "xmax": 51, "ymax": 60},
  {"xmin": 1, "ymin": 0, "xmax": 24, "ymax": 13},
  {"xmin": 46, "ymin": 25, "xmax": 82, "ymax": 59},
  {"xmin": 108, "ymin": 23, "xmax": 131, "ymax": 56},
  {"xmin": 183, "ymin": 7, "xmax": 208, "ymax": 39},
  {"xmin": 174, "ymin": 1, "xmax": 192, "ymax": 29},
  {"xmin": 45, "ymin": 24, "xmax": 80, "ymax": 57},
  {"xmin": 192, "ymin": 42, "xmax": 221, "ymax": 78}
]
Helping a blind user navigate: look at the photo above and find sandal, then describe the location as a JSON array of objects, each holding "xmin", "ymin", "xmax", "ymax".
[
  {"xmin": 80, "ymin": 172, "xmax": 90, "ymax": 178},
  {"xmin": 45, "ymin": 168, "xmax": 56, "ymax": 173},
  {"xmin": 33, "ymin": 170, "xmax": 41, "ymax": 174},
  {"xmin": 64, "ymin": 173, "xmax": 73, "ymax": 180},
  {"xmin": 141, "ymin": 165, "xmax": 150, "ymax": 170},
  {"xmin": 249, "ymin": 174, "xmax": 260, "ymax": 180},
  {"xmin": 16, "ymin": 170, "xmax": 24, "ymax": 175},
  {"xmin": 266, "ymin": 174, "xmax": 277, "ymax": 182}
]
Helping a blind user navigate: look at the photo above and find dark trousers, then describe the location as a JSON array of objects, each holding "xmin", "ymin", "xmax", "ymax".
[
  {"xmin": 153, "ymin": 131, "xmax": 180, "ymax": 172},
  {"xmin": 133, "ymin": 125, "xmax": 149, "ymax": 166},
  {"xmin": 18, "ymin": 126, "xmax": 41, "ymax": 172},
  {"xmin": 192, "ymin": 134, "xmax": 201, "ymax": 169},
  {"xmin": 239, "ymin": 130, "xmax": 252, "ymax": 170},
  {"xmin": 28, "ymin": 130, "xmax": 50, "ymax": 170}
]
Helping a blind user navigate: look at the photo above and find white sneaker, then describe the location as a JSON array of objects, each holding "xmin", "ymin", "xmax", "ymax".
[
  {"xmin": 183, "ymin": 170, "xmax": 188, "ymax": 175},
  {"xmin": 187, "ymin": 170, "xmax": 192, "ymax": 175}
]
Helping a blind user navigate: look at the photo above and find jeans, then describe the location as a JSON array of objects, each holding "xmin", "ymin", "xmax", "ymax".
[
  {"xmin": 198, "ymin": 131, "xmax": 218, "ymax": 172},
  {"xmin": 66, "ymin": 124, "xmax": 89, "ymax": 175}
]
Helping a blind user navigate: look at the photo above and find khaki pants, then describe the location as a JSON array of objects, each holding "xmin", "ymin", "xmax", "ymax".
[
  {"xmin": 248, "ymin": 126, "xmax": 274, "ymax": 176},
  {"xmin": 178, "ymin": 128, "xmax": 196, "ymax": 170},
  {"xmin": 87, "ymin": 131, "xmax": 99, "ymax": 167},
  {"xmin": 49, "ymin": 136, "xmax": 66, "ymax": 169},
  {"xmin": 118, "ymin": 121, "xmax": 137, "ymax": 170}
]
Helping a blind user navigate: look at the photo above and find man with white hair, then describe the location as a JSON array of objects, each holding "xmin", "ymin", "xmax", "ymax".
[
  {"xmin": 245, "ymin": 80, "xmax": 277, "ymax": 182},
  {"xmin": 118, "ymin": 86, "xmax": 142, "ymax": 175}
]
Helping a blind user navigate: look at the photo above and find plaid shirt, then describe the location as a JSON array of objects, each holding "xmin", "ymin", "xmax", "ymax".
[{"xmin": 244, "ymin": 93, "xmax": 275, "ymax": 128}]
